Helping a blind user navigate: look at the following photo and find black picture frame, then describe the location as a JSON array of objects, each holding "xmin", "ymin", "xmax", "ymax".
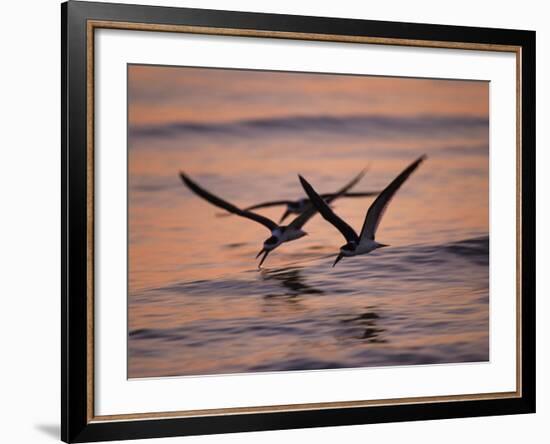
[{"xmin": 62, "ymin": 1, "xmax": 536, "ymax": 442}]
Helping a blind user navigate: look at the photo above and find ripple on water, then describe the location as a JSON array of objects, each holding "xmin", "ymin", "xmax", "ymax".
[{"xmin": 128, "ymin": 236, "xmax": 489, "ymax": 377}]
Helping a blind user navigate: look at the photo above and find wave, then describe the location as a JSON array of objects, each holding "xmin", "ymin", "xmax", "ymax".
[
  {"xmin": 134, "ymin": 235, "xmax": 489, "ymax": 297},
  {"xmin": 405, "ymin": 235, "xmax": 488, "ymax": 262},
  {"xmin": 441, "ymin": 236, "xmax": 488, "ymax": 261},
  {"xmin": 129, "ymin": 234, "xmax": 489, "ymax": 377},
  {"xmin": 130, "ymin": 114, "xmax": 488, "ymax": 140},
  {"xmin": 364, "ymin": 235, "xmax": 489, "ymax": 273}
]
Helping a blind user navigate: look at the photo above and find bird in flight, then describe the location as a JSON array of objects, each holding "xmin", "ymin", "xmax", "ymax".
[
  {"xmin": 299, "ymin": 155, "xmax": 426, "ymax": 267},
  {"xmin": 238, "ymin": 190, "xmax": 381, "ymax": 223},
  {"xmin": 179, "ymin": 169, "xmax": 366, "ymax": 268}
]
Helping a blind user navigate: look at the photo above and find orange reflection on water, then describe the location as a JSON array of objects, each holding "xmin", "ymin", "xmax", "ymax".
[
  {"xmin": 127, "ymin": 65, "xmax": 489, "ymax": 378},
  {"xmin": 129, "ymin": 65, "xmax": 488, "ymax": 125}
]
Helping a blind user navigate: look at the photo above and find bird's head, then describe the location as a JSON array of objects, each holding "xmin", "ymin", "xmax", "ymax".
[
  {"xmin": 333, "ymin": 242, "xmax": 358, "ymax": 267},
  {"xmin": 296, "ymin": 198, "xmax": 309, "ymax": 210},
  {"xmin": 256, "ymin": 235, "xmax": 281, "ymax": 268},
  {"xmin": 279, "ymin": 209, "xmax": 293, "ymax": 223},
  {"xmin": 279, "ymin": 200, "xmax": 304, "ymax": 223},
  {"xmin": 261, "ymin": 234, "xmax": 281, "ymax": 252}
]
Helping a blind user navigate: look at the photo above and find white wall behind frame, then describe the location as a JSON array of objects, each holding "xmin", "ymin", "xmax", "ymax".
[{"xmin": 0, "ymin": 1, "xmax": 547, "ymax": 444}]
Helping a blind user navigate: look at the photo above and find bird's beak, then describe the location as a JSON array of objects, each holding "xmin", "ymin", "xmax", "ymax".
[
  {"xmin": 257, "ymin": 249, "xmax": 270, "ymax": 269},
  {"xmin": 333, "ymin": 253, "xmax": 344, "ymax": 267},
  {"xmin": 279, "ymin": 209, "xmax": 292, "ymax": 223}
]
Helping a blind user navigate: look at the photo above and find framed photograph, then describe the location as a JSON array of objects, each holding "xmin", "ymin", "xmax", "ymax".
[{"xmin": 62, "ymin": 1, "xmax": 535, "ymax": 442}]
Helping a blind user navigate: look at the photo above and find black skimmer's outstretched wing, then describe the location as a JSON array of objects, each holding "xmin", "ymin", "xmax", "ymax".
[
  {"xmin": 278, "ymin": 190, "xmax": 380, "ymax": 224},
  {"xmin": 298, "ymin": 175, "xmax": 359, "ymax": 243},
  {"xmin": 320, "ymin": 191, "xmax": 379, "ymax": 200},
  {"xmin": 359, "ymin": 155, "xmax": 426, "ymax": 241},
  {"xmin": 242, "ymin": 200, "xmax": 294, "ymax": 211},
  {"xmin": 245, "ymin": 191, "xmax": 379, "ymax": 212},
  {"xmin": 179, "ymin": 172, "xmax": 278, "ymax": 231},
  {"xmin": 290, "ymin": 168, "xmax": 366, "ymax": 232}
]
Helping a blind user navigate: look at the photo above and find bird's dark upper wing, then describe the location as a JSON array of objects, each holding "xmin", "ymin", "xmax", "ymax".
[
  {"xmin": 290, "ymin": 169, "xmax": 366, "ymax": 231},
  {"xmin": 359, "ymin": 155, "xmax": 426, "ymax": 241},
  {"xmin": 296, "ymin": 175, "xmax": 360, "ymax": 243},
  {"xmin": 290, "ymin": 169, "xmax": 365, "ymax": 231},
  {"xmin": 319, "ymin": 191, "xmax": 380, "ymax": 199},
  {"xmin": 179, "ymin": 173, "xmax": 278, "ymax": 231},
  {"xmin": 243, "ymin": 200, "xmax": 294, "ymax": 211}
]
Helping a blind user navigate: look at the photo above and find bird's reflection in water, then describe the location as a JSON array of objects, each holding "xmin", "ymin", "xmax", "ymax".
[
  {"xmin": 339, "ymin": 307, "xmax": 387, "ymax": 343},
  {"xmin": 260, "ymin": 267, "xmax": 324, "ymax": 304}
]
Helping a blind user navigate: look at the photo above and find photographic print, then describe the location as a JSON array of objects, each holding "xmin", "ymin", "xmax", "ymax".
[
  {"xmin": 127, "ymin": 65, "xmax": 489, "ymax": 379},
  {"xmin": 62, "ymin": 5, "xmax": 535, "ymax": 440}
]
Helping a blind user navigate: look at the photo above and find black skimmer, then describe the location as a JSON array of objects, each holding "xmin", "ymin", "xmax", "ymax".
[
  {"xmin": 299, "ymin": 155, "xmax": 426, "ymax": 267},
  {"xmin": 179, "ymin": 169, "xmax": 366, "ymax": 268},
  {"xmin": 240, "ymin": 191, "xmax": 380, "ymax": 223}
]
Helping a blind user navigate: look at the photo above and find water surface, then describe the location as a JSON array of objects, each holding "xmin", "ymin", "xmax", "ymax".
[{"xmin": 127, "ymin": 66, "xmax": 489, "ymax": 378}]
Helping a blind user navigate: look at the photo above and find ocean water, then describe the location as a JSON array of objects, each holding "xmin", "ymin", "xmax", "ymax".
[{"xmin": 127, "ymin": 67, "xmax": 489, "ymax": 378}]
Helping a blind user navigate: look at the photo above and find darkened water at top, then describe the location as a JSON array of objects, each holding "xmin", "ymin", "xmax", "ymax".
[{"xmin": 127, "ymin": 66, "xmax": 489, "ymax": 378}]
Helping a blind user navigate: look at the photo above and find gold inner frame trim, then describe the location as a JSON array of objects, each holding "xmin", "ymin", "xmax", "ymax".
[{"xmin": 86, "ymin": 19, "xmax": 523, "ymax": 423}]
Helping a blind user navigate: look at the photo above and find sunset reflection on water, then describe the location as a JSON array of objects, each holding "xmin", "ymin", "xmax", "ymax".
[{"xmin": 128, "ymin": 65, "xmax": 489, "ymax": 378}]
